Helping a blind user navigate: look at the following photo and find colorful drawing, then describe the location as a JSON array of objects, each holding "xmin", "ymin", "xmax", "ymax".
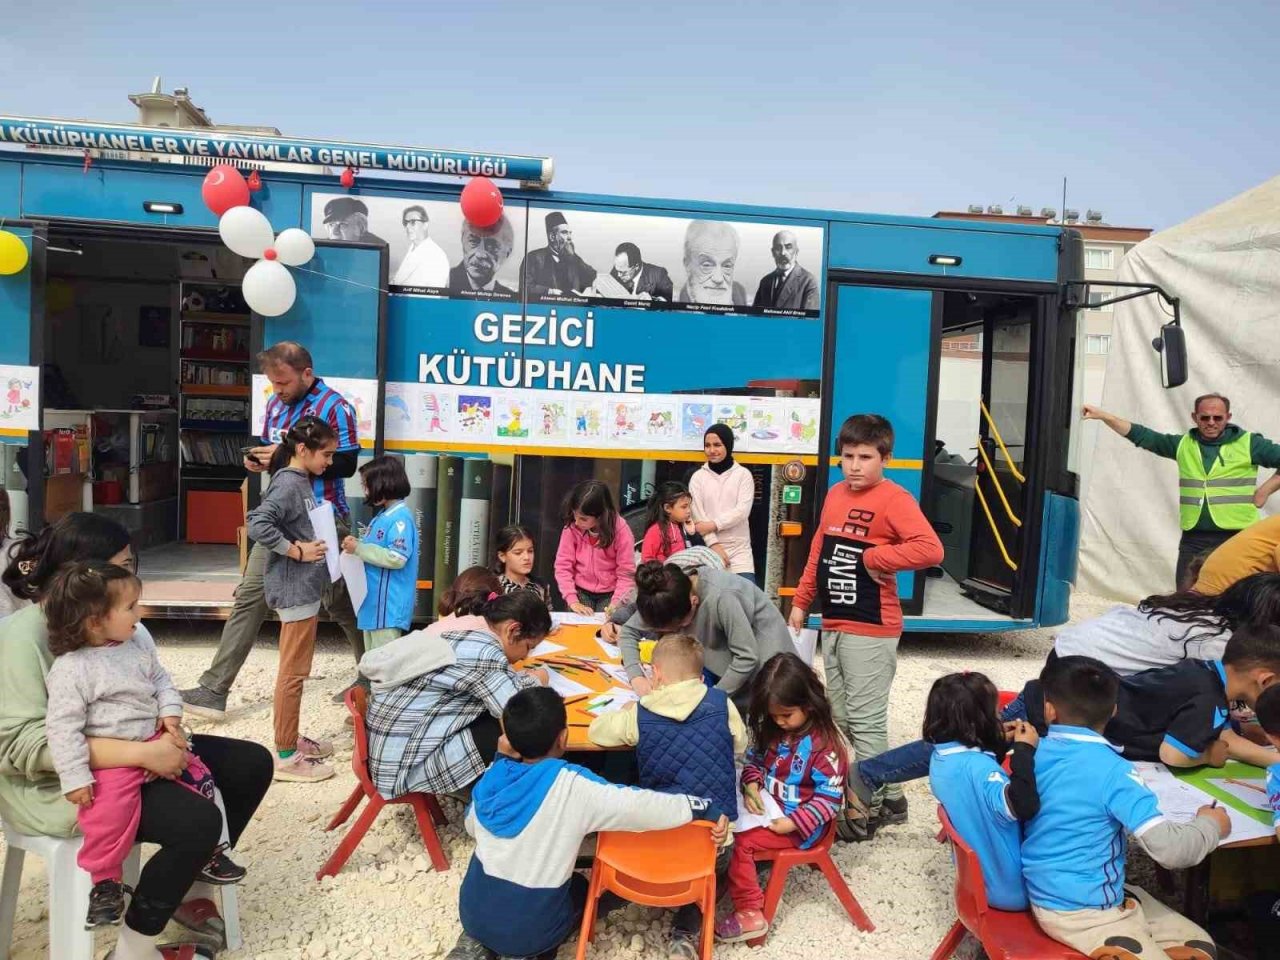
[
  {"xmin": 496, "ymin": 396, "xmax": 530, "ymax": 439},
  {"xmin": 0, "ymin": 365, "xmax": 39, "ymax": 432},
  {"xmin": 612, "ymin": 401, "xmax": 643, "ymax": 440},
  {"xmin": 681, "ymin": 403, "xmax": 712, "ymax": 443},
  {"xmin": 645, "ymin": 405, "xmax": 677, "ymax": 440},
  {"xmin": 714, "ymin": 403, "xmax": 748, "ymax": 442},
  {"xmin": 458, "ymin": 395, "xmax": 493, "ymax": 436},
  {"xmin": 423, "ymin": 391, "xmax": 451, "ymax": 433},
  {"xmin": 385, "ymin": 392, "xmax": 412, "ymax": 425},
  {"xmin": 573, "ymin": 399, "xmax": 605, "ymax": 440},
  {"xmin": 538, "ymin": 401, "xmax": 567, "ymax": 439},
  {"xmin": 748, "ymin": 402, "xmax": 782, "ymax": 445},
  {"xmin": 789, "ymin": 409, "xmax": 818, "ymax": 445}
]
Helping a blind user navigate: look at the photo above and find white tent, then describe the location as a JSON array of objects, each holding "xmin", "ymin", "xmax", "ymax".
[{"xmin": 1078, "ymin": 175, "xmax": 1280, "ymax": 600}]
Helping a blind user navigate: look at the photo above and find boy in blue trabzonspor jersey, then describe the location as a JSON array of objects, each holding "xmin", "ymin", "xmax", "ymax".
[{"xmin": 1022, "ymin": 655, "xmax": 1230, "ymax": 960}]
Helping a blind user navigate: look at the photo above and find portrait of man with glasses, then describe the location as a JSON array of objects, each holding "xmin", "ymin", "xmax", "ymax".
[{"xmin": 392, "ymin": 204, "xmax": 450, "ymax": 290}]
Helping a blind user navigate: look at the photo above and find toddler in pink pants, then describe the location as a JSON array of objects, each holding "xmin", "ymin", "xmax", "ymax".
[{"xmin": 43, "ymin": 562, "xmax": 239, "ymax": 929}]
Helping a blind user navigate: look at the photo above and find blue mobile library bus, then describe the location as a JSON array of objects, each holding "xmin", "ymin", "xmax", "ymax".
[{"xmin": 0, "ymin": 116, "xmax": 1108, "ymax": 632}]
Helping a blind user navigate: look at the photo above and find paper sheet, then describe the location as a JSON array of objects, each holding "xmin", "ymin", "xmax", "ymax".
[
  {"xmin": 600, "ymin": 663, "xmax": 634, "ymax": 686},
  {"xmin": 307, "ymin": 501, "xmax": 341, "ymax": 582},
  {"xmin": 1133, "ymin": 762, "xmax": 1274, "ymax": 843},
  {"xmin": 596, "ymin": 636, "xmax": 621, "ymax": 660},
  {"xmin": 1206, "ymin": 778, "xmax": 1271, "ymax": 812},
  {"xmin": 789, "ymin": 627, "xmax": 818, "ymax": 666},
  {"xmin": 735, "ymin": 787, "xmax": 784, "ymax": 832},
  {"xmin": 545, "ymin": 668, "xmax": 593, "ymax": 698},
  {"xmin": 339, "ymin": 553, "xmax": 367, "ymax": 612},
  {"xmin": 551, "ymin": 611, "xmax": 608, "ymax": 626},
  {"xmin": 529, "ymin": 639, "xmax": 567, "ymax": 658},
  {"xmin": 585, "ymin": 688, "xmax": 639, "ymax": 716}
]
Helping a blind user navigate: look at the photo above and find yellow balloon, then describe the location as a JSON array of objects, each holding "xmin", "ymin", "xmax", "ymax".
[{"xmin": 0, "ymin": 230, "xmax": 30, "ymax": 276}]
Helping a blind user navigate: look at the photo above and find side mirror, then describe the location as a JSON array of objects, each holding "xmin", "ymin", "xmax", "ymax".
[{"xmin": 1152, "ymin": 322, "xmax": 1187, "ymax": 389}]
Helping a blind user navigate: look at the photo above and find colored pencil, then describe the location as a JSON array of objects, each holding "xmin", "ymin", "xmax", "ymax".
[{"xmin": 1225, "ymin": 777, "xmax": 1266, "ymax": 793}]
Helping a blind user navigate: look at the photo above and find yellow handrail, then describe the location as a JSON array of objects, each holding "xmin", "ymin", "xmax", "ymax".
[
  {"xmin": 974, "ymin": 482, "xmax": 1018, "ymax": 571},
  {"xmin": 976, "ymin": 441, "xmax": 1022, "ymax": 528},
  {"xmin": 979, "ymin": 399, "xmax": 1026, "ymax": 484}
]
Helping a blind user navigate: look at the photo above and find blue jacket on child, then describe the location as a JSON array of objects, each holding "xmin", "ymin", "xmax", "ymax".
[{"xmin": 637, "ymin": 685, "xmax": 737, "ymax": 824}]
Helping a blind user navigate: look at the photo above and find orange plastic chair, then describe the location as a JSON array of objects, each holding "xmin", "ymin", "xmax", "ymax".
[
  {"xmin": 576, "ymin": 822, "xmax": 717, "ymax": 960},
  {"xmin": 931, "ymin": 805, "xmax": 1085, "ymax": 960},
  {"xmin": 316, "ymin": 686, "xmax": 450, "ymax": 880},
  {"xmin": 744, "ymin": 821, "xmax": 875, "ymax": 946}
]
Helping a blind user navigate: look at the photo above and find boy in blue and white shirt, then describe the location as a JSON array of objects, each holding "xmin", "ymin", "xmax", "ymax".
[
  {"xmin": 341, "ymin": 457, "xmax": 418, "ymax": 652},
  {"xmin": 449, "ymin": 687, "xmax": 728, "ymax": 960},
  {"xmin": 1257, "ymin": 685, "xmax": 1280, "ymax": 837},
  {"xmin": 1022, "ymin": 655, "xmax": 1230, "ymax": 959}
]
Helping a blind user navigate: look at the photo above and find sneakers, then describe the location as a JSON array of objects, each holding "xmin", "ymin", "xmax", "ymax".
[
  {"xmin": 86, "ymin": 879, "xmax": 125, "ymax": 928},
  {"xmin": 296, "ymin": 734, "xmax": 334, "ymax": 759},
  {"xmin": 199, "ymin": 850, "xmax": 247, "ymax": 885},
  {"xmin": 880, "ymin": 794, "xmax": 909, "ymax": 826},
  {"xmin": 835, "ymin": 796, "xmax": 909, "ymax": 843},
  {"xmin": 445, "ymin": 932, "xmax": 497, "ymax": 960},
  {"xmin": 273, "ymin": 752, "xmax": 335, "ymax": 782},
  {"xmin": 667, "ymin": 934, "xmax": 699, "ymax": 960},
  {"xmin": 180, "ymin": 686, "xmax": 227, "ymax": 721}
]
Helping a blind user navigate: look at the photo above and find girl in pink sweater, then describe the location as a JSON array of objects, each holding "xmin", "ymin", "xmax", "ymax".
[{"xmin": 554, "ymin": 480, "xmax": 636, "ymax": 615}]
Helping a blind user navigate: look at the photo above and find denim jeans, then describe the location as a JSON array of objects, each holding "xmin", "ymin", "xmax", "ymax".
[{"xmin": 856, "ymin": 691, "xmax": 1029, "ymax": 792}]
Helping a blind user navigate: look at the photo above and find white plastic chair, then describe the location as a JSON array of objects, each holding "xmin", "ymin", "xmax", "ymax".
[{"xmin": 0, "ymin": 789, "xmax": 241, "ymax": 959}]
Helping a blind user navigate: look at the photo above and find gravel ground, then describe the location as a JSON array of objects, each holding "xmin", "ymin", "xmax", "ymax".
[{"xmin": 3, "ymin": 593, "xmax": 1119, "ymax": 960}]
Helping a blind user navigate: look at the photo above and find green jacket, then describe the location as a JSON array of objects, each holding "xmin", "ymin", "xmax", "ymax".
[
  {"xmin": 1127, "ymin": 423, "xmax": 1280, "ymax": 531},
  {"xmin": 0, "ymin": 603, "xmax": 79, "ymax": 837}
]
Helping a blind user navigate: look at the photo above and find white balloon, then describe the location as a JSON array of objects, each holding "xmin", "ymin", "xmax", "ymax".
[
  {"xmin": 218, "ymin": 206, "xmax": 275, "ymax": 259},
  {"xmin": 242, "ymin": 259, "xmax": 297, "ymax": 317},
  {"xmin": 273, "ymin": 228, "xmax": 316, "ymax": 266}
]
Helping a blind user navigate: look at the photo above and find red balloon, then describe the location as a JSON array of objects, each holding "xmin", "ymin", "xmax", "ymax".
[
  {"xmin": 246, "ymin": 170, "xmax": 263, "ymax": 192},
  {"xmin": 460, "ymin": 176, "xmax": 504, "ymax": 228},
  {"xmin": 340, "ymin": 167, "xmax": 356, "ymax": 190},
  {"xmin": 201, "ymin": 165, "xmax": 250, "ymax": 216}
]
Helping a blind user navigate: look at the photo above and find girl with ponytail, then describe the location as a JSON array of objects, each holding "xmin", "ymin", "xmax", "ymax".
[{"xmin": 246, "ymin": 415, "xmax": 339, "ymax": 785}]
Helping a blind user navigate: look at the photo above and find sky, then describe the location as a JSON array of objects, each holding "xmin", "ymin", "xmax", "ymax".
[{"xmin": 2, "ymin": 1, "xmax": 1277, "ymax": 230}]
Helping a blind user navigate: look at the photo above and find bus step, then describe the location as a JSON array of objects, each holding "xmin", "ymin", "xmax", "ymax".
[{"xmin": 959, "ymin": 578, "xmax": 1012, "ymax": 615}]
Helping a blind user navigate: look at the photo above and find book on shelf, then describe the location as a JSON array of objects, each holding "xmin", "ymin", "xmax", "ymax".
[
  {"xmin": 432, "ymin": 456, "xmax": 463, "ymax": 616},
  {"xmin": 403, "ymin": 454, "xmax": 439, "ymax": 620},
  {"xmin": 458, "ymin": 459, "xmax": 494, "ymax": 570},
  {"xmin": 179, "ymin": 432, "xmax": 249, "ymax": 467}
]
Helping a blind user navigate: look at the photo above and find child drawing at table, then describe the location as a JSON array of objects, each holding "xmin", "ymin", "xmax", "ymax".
[
  {"xmin": 924, "ymin": 671, "xmax": 1040, "ymax": 911},
  {"xmin": 341, "ymin": 455, "xmax": 418, "ymax": 653},
  {"xmin": 588, "ymin": 633, "xmax": 745, "ymax": 959},
  {"xmin": 641, "ymin": 481, "xmax": 698, "ymax": 564},
  {"xmin": 493, "ymin": 524, "xmax": 552, "ymax": 610},
  {"xmin": 716, "ymin": 652, "xmax": 846, "ymax": 943},
  {"xmin": 554, "ymin": 480, "xmax": 635, "ymax": 616},
  {"xmin": 1257, "ymin": 684, "xmax": 1280, "ymax": 838}
]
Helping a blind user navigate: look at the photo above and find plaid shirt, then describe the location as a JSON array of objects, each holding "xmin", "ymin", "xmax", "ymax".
[{"xmin": 365, "ymin": 629, "xmax": 538, "ymax": 798}]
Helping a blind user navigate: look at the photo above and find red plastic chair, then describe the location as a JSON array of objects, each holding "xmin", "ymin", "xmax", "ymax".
[
  {"xmin": 576, "ymin": 822, "xmax": 718, "ymax": 960},
  {"xmin": 931, "ymin": 805, "xmax": 1085, "ymax": 960},
  {"xmin": 745, "ymin": 821, "xmax": 875, "ymax": 947},
  {"xmin": 316, "ymin": 686, "xmax": 450, "ymax": 880},
  {"xmin": 997, "ymin": 689, "xmax": 1019, "ymax": 712}
]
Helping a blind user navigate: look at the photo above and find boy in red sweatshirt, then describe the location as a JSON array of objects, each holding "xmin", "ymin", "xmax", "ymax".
[{"xmin": 788, "ymin": 414, "xmax": 943, "ymax": 837}]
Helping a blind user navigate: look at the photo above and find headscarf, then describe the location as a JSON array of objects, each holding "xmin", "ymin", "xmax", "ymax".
[{"xmin": 703, "ymin": 423, "xmax": 736, "ymax": 475}]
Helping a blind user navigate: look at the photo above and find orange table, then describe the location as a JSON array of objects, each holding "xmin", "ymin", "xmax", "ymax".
[{"xmin": 524, "ymin": 622, "xmax": 638, "ymax": 750}]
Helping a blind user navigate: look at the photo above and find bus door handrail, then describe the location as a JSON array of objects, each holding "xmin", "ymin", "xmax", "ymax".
[
  {"xmin": 978, "ymin": 399, "xmax": 1025, "ymax": 484},
  {"xmin": 973, "ymin": 482, "xmax": 1018, "ymax": 572}
]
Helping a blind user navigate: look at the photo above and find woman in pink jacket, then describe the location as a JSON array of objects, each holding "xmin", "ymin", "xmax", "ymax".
[
  {"xmin": 553, "ymin": 480, "xmax": 636, "ymax": 615},
  {"xmin": 690, "ymin": 425, "xmax": 757, "ymax": 583}
]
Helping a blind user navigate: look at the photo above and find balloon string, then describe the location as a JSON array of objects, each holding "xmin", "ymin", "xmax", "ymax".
[{"xmin": 291, "ymin": 264, "xmax": 392, "ymax": 295}]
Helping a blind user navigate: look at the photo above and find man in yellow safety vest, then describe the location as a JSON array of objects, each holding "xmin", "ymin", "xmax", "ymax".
[{"xmin": 1083, "ymin": 392, "xmax": 1280, "ymax": 588}]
